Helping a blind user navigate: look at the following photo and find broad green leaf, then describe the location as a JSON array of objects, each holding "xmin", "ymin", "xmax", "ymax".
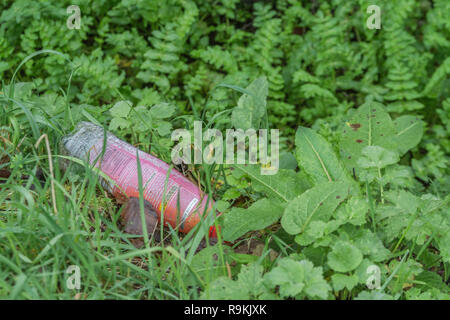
[
  {"xmin": 109, "ymin": 117, "xmax": 130, "ymax": 130},
  {"xmin": 393, "ymin": 115, "xmax": 424, "ymax": 156},
  {"xmin": 232, "ymin": 164, "xmax": 310, "ymax": 202},
  {"xmin": 264, "ymin": 258, "xmax": 305, "ymax": 298},
  {"xmin": 222, "ymin": 188, "xmax": 241, "ymax": 201},
  {"xmin": 335, "ymin": 197, "xmax": 368, "ymax": 226},
  {"xmin": 279, "ymin": 151, "xmax": 298, "ymax": 170},
  {"xmin": 231, "ymin": 77, "xmax": 268, "ymax": 130},
  {"xmin": 295, "ymin": 126, "xmax": 354, "ymax": 185},
  {"xmin": 331, "ymin": 273, "xmax": 359, "ymax": 291},
  {"xmin": 300, "ymin": 260, "xmax": 331, "ymax": 299},
  {"xmin": 352, "ymin": 229, "xmax": 391, "ymax": 262},
  {"xmin": 155, "ymin": 121, "xmax": 172, "ymax": 136},
  {"xmin": 281, "ymin": 181, "xmax": 350, "ymax": 235},
  {"xmin": 150, "ymin": 102, "xmax": 175, "ymax": 119},
  {"xmin": 294, "ymin": 220, "xmax": 327, "ymax": 246},
  {"xmin": 327, "ymin": 241, "xmax": 363, "ymax": 272},
  {"xmin": 415, "ymin": 271, "xmax": 450, "ymax": 293},
  {"xmin": 357, "ymin": 146, "xmax": 399, "ymax": 169},
  {"xmin": 222, "ymin": 198, "xmax": 285, "ymax": 241},
  {"xmin": 237, "ymin": 263, "xmax": 276, "ymax": 299},
  {"xmin": 110, "ymin": 100, "xmax": 131, "ymax": 118},
  {"xmin": 340, "ymin": 101, "xmax": 397, "ymax": 172},
  {"xmin": 264, "ymin": 258, "xmax": 330, "ymax": 299},
  {"xmin": 201, "ymin": 263, "xmax": 276, "ymax": 299},
  {"xmin": 231, "ymin": 107, "xmax": 253, "ymax": 131}
]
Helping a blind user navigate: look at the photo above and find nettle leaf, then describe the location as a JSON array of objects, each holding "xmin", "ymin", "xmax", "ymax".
[
  {"xmin": 222, "ymin": 198, "xmax": 285, "ymax": 242},
  {"xmin": 231, "ymin": 77, "xmax": 268, "ymax": 130},
  {"xmin": 295, "ymin": 126, "xmax": 353, "ymax": 185},
  {"xmin": 281, "ymin": 181, "xmax": 350, "ymax": 235},
  {"xmin": 357, "ymin": 146, "xmax": 399, "ymax": 169},
  {"xmin": 149, "ymin": 102, "xmax": 175, "ymax": 119},
  {"xmin": 327, "ymin": 241, "xmax": 363, "ymax": 273},
  {"xmin": 232, "ymin": 164, "xmax": 310, "ymax": 203},
  {"xmin": 393, "ymin": 115, "xmax": 424, "ymax": 156},
  {"xmin": 110, "ymin": 100, "xmax": 132, "ymax": 118},
  {"xmin": 264, "ymin": 258, "xmax": 330, "ymax": 299},
  {"xmin": 340, "ymin": 101, "xmax": 397, "ymax": 173}
]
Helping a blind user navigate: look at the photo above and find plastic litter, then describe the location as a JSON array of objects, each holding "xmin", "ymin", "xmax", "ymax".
[{"xmin": 61, "ymin": 121, "xmax": 216, "ymax": 236}]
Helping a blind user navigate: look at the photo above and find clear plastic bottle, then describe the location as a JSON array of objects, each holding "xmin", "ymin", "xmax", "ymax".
[{"xmin": 61, "ymin": 121, "xmax": 215, "ymax": 234}]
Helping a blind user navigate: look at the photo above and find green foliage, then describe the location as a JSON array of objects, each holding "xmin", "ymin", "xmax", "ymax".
[
  {"xmin": 264, "ymin": 258, "xmax": 330, "ymax": 299},
  {"xmin": 0, "ymin": 0, "xmax": 448, "ymax": 301},
  {"xmin": 222, "ymin": 199, "xmax": 284, "ymax": 242},
  {"xmin": 281, "ymin": 181, "xmax": 349, "ymax": 235}
]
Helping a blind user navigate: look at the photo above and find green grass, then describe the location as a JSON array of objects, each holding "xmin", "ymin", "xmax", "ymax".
[{"xmin": 0, "ymin": 56, "xmax": 231, "ymax": 300}]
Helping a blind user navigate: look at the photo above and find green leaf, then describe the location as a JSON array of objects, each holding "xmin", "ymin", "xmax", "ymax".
[
  {"xmin": 231, "ymin": 77, "xmax": 268, "ymax": 130},
  {"xmin": 281, "ymin": 181, "xmax": 350, "ymax": 235},
  {"xmin": 155, "ymin": 121, "xmax": 172, "ymax": 136},
  {"xmin": 331, "ymin": 273, "xmax": 359, "ymax": 291},
  {"xmin": 327, "ymin": 241, "xmax": 363, "ymax": 272},
  {"xmin": 295, "ymin": 126, "xmax": 354, "ymax": 185},
  {"xmin": 279, "ymin": 151, "xmax": 298, "ymax": 170},
  {"xmin": 237, "ymin": 263, "xmax": 275, "ymax": 299},
  {"xmin": 294, "ymin": 220, "xmax": 327, "ymax": 246},
  {"xmin": 340, "ymin": 101, "xmax": 397, "ymax": 172},
  {"xmin": 352, "ymin": 229, "xmax": 391, "ymax": 262},
  {"xmin": 393, "ymin": 115, "xmax": 424, "ymax": 156},
  {"xmin": 222, "ymin": 188, "xmax": 241, "ymax": 201},
  {"xmin": 264, "ymin": 258, "xmax": 330, "ymax": 299},
  {"xmin": 110, "ymin": 100, "xmax": 132, "ymax": 118},
  {"xmin": 232, "ymin": 164, "xmax": 310, "ymax": 202},
  {"xmin": 201, "ymin": 262, "xmax": 276, "ymax": 299},
  {"xmin": 357, "ymin": 146, "xmax": 399, "ymax": 169},
  {"xmin": 222, "ymin": 198, "xmax": 285, "ymax": 242},
  {"xmin": 149, "ymin": 102, "xmax": 175, "ymax": 119},
  {"xmin": 264, "ymin": 258, "xmax": 304, "ymax": 298},
  {"xmin": 300, "ymin": 261, "xmax": 331, "ymax": 299},
  {"xmin": 109, "ymin": 117, "xmax": 130, "ymax": 130},
  {"xmin": 335, "ymin": 197, "xmax": 368, "ymax": 226}
]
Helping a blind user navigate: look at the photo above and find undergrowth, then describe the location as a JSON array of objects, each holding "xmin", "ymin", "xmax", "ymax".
[{"xmin": 0, "ymin": 0, "xmax": 448, "ymax": 300}]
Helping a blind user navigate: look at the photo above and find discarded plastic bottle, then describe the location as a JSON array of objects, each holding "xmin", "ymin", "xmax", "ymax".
[{"xmin": 61, "ymin": 121, "xmax": 215, "ymax": 235}]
